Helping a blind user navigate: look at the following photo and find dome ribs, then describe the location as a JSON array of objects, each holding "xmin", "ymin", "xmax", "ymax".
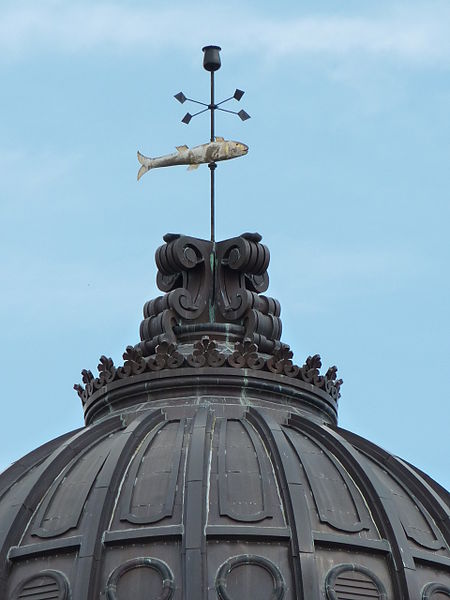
[
  {"xmin": 334, "ymin": 427, "xmax": 450, "ymax": 551},
  {"xmin": 282, "ymin": 427, "xmax": 372, "ymax": 534},
  {"xmin": 0, "ymin": 416, "xmax": 123, "ymax": 598},
  {"xmin": 68, "ymin": 409, "xmax": 165, "ymax": 599},
  {"xmin": 288, "ymin": 414, "xmax": 419, "ymax": 600},
  {"xmin": 2, "ymin": 223, "xmax": 448, "ymax": 597},
  {"xmin": 247, "ymin": 407, "xmax": 321, "ymax": 600},
  {"xmin": 182, "ymin": 407, "xmax": 211, "ymax": 600},
  {"xmin": 0, "ymin": 430, "xmax": 79, "ymax": 505}
]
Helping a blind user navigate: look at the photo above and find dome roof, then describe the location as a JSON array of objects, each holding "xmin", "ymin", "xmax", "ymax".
[{"xmin": 0, "ymin": 233, "xmax": 449, "ymax": 600}]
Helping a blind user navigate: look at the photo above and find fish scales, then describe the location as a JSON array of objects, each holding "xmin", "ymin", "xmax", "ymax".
[{"xmin": 137, "ymin": 139, "xmax": 248, "ymax": 180}]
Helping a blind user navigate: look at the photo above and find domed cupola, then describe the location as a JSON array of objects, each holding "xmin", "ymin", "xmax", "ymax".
[{"xmin": 0, "ymin": 232, "xmax": 448, "ymax": 600}]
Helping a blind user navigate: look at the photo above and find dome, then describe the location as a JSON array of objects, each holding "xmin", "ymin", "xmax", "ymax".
[{"xmin": 0, "ymin": 233, "xmax": 449, "ymax": 600}]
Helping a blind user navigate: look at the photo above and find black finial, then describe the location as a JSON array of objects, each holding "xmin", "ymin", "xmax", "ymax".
[{"xmin": 202, "ymin": 45, "xmax": 221, "ymax": 71}]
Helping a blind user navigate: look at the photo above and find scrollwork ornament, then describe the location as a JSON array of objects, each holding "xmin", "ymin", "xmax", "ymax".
[
  {"xmin": 325, "ymin": 377, "xmax": 343, "ymax": 400},
  {"xmin": 73, "ymin": 383, "xmax": 87, "ymax": 405},
  {"xmin": 228, "ymin": 340, "xmax": 265, "ymax": 369},
  {"xmin": 267, "ymin": 345, "xmax": 299, "ymax": 377},
  {"xmin": 323, "ymin": 365, "xmax": 343, "ymax": 399},
  {"xmin": 148, "ymin": 347, "xmax": 168, "ymax": 371},
  {"xmin": 247, "ymin": 352, "xmax": 266, "ymax": 370},
  {"xmin": 119, "ymin": 345, "xmax": 146, "ymax": 377},
  {"xmin": 186, "ymin": 337, "xmax": 226, "ymax": 367},
  {"xmin": 152, "ymin": 341, "xmax": 184, "ymax": 370},
  {"xmin": 299, "ymin": 354, "xmax": 322, "ymax": 384},
  {"xmin": 98, "ymin": 356, "xmax": 116, "ymax": 385},
  {"xmin": 81, "ymin": 368, "xmax": 95, "ymax": 396}
]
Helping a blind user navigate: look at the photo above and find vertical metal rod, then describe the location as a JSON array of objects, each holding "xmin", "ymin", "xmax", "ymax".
[
  {"xmin": 210, "ymin": 70, "xmax": 215, "ymax": 143},
  {"xmin": 210, "ymin": 163, "xmax": 216, "ymax": 244},
  {"xmin": 209, "ymin": 70, "xmax": 215, "ymax": 243}
]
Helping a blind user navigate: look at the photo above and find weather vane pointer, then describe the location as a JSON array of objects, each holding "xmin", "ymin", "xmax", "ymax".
[{"xmin": 137, "ymin": 45, "xmax": 250, "ymax": 242}]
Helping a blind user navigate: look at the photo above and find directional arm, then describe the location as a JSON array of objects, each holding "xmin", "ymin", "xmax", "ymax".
[{"xmin": 173, "ymin": 46, "xmax": 250, "ymax": 243}]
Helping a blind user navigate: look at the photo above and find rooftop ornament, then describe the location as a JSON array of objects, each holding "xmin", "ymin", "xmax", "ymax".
[{"xmin": 137, "ymin": 45, "xmax": 250, "ymax": 243}]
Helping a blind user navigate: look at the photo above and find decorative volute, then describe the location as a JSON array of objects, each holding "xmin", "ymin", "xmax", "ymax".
[
  {"xmin": 138, "ymin": 232, "xmax": 279, "ymax": 354},
  {"xmin": 74, "ymin": 233, "xmax": 342, "ymax": 425},
  {"xmin": 2, "ymin": 234, "xmax": 448, "ymax": 600}
]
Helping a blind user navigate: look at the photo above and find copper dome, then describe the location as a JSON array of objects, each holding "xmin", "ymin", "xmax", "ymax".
[{"xmin": 0, "ymin": 234, "xmax": 448, "ymax": 600}]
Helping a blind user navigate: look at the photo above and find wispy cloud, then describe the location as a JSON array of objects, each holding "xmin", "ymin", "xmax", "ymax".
[{"xmin": 0, "ymin": 1, "xmax": 449, "ymax": 67}]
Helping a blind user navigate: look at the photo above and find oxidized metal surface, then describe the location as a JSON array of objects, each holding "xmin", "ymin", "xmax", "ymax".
[
  {"xmin": 136, "ymin": 232, "xmax": 282, "ymax": 355},
  {"xmin": 73, "ymin": 338, "xmax": 342, "ymax": 411},
  {"xmin": 137, "ymin": 138, "xmax": 248, "ymax": 180},
  {"xmin": 1, "ymin": 233, "xmax": 449, "ymax": 600},
  {"xmin": 1, "ymin": 400, "xmax": 449, "ymax": 599},
  {"xmin": 73, "ymin": 233, "xmax": 342, "ymax": 416}
]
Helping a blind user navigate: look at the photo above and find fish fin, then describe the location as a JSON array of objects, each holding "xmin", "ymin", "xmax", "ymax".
[
  {"xmin": 215, "ymin": 136, "xmax": 225, "ymax": 142},
  {"xmin": 137, "ymin": 151, "xmax": 152, "ymax": 180},
  {"xmin": 187, "ymin": 164, "xmax": 199, "ymax": 171},
  {"xmin": 176, "ymin": 145, "xmax": 189, "ymax": 152},
  {"xmin": 137, "ymin": 164, "xmax": 150, "ymax": 180},
  {"xmin": 137, "ymin": 150, "xmax": 151, "ymax": 165}
]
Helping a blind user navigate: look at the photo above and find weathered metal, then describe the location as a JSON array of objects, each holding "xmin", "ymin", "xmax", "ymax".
[
  {"xmin": 2, "ymin": 42, "xmax": 449, "ymax": 600},
  {"xmin": 137, "ymin": 232, "xmax": 278, "ymax": 353},
  {"xmin": 137, "ymin": 138, "xmax": 248, "ymax": 180},
  {"xmin": 202, "ymin": 45, "xmax": 221, "ymax": 72},
  {"xmin": 1, "ymin": 232, "xmax": 449, "ymax": 599}
]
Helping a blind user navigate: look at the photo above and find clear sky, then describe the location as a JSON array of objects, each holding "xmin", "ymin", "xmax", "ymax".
[{"xmin": 0, "ymin": 0, "xmax": 449, "ymax": 489}]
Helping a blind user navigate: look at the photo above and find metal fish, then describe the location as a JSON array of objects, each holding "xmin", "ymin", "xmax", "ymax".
[{"xmin": 137, "ymin": 136, "xmax": 248, "ymax": 180}]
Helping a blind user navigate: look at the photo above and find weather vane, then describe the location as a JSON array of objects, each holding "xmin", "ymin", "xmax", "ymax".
[{"xmin": 137, "ymin": 45, "xmax": 250, "ymax": 242}]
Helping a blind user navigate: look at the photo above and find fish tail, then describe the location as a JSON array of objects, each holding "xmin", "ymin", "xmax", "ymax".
[{"xmin": 137, "ymin": 151, "xmax": 152, "ymax": 180}]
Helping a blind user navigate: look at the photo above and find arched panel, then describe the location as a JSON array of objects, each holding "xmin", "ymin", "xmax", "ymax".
[
  {"xmin": 119, "ymin": 419, "xmax": 185, "ymax": 524},
  {"xmin": 283, "ymin": 426, "xmax": 371, "ymax": 533},
  {"xmin": 218, "ymin": 418, "xmax": 273, "ymax": 522},
  {"xmin": 31, "ymin": 438, "xmax": 112, "ymax": 538}
]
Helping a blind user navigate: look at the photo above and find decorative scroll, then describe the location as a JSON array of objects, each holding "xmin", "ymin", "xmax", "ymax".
[
  {"xmin": 214, "ymin": 233, "xmax": 282, "ymax": 353},
  {"xmin": 186, "ymin": 337, "xmax": 226, "ymax": 367},
  {"xmin": 75, "ymin": 337, "xmax": 343, "ymax": 404},
  {"xmin": 74, "ymin": 231, "xmax": 342, "ymax": 410},
  {"xmin": 137, "ymin": 234, "xmax": 212, "ymax": 356},
  {"xmin": 136, "ymin": 232, "xmax": 283, "ymax": 356},
  {"xmin": 228, "ymin": 340, "xmax": 265, "ymax": 369},
  {"xmin": 147, "ymin": 341, "xmax": 184, "ymax": 371}
]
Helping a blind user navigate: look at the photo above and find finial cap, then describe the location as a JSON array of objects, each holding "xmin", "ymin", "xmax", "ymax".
[{"xmin": 202, "ymin": 45, "xmax": 221, "ymax": 71}]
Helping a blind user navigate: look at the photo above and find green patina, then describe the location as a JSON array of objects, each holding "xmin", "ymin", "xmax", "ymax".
[
  {"xmin": 209, "ymin": 250, "xmax": 216, "ymax": 323},
  {"xmin": 240, "ymin": 374, "xmax": 249, "ymax": 406}
]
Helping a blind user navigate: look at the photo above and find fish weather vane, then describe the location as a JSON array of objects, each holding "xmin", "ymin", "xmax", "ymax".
[{"xmin": 137, "ymin": 45, "xmax": 250, "ymax": 242}]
